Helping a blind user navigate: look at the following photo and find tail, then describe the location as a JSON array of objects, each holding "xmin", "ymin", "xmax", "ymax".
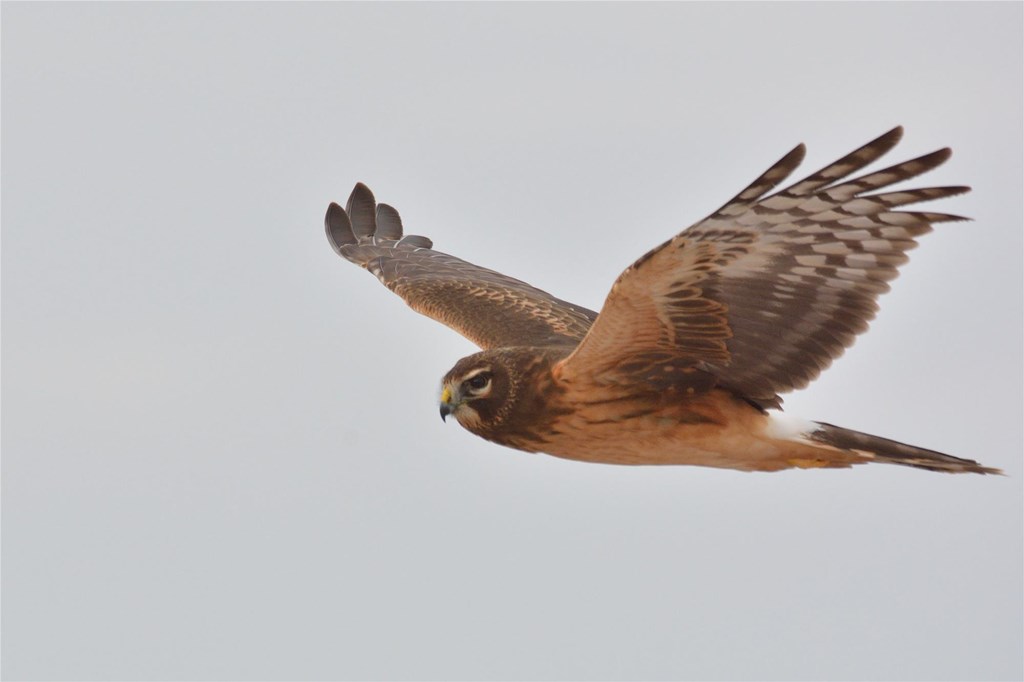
[{"xmin": 808, "ymin": 421, "xmax": 1002, "ymax": 475}]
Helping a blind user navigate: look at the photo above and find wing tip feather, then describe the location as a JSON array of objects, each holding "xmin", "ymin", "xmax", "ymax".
[
  {"xmin": 326, "ymin": 183, "xmax": 437, "ymax": 256},
  {"xmin": 325, "ymin": 201, "xmax": 355, "ymax": 255},
  {"xmin": 880, "ymin": 125, "xmax": 904, "ymax": 146},
  {"xmin": 375, "ymin": 203, "xmax": 405, "ymax": 240},
  {"xmin": 782, "ymin": 142, "xmax": 808, "ymax": 172},
  {"xmin": 346, "ymin": 183, "xmax": 378, "ymax": 238}
]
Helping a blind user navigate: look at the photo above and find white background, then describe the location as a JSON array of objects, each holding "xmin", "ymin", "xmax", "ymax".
[{"xmin": 3, "ymin": 3, "xmax": 1021, "ymax": 680}]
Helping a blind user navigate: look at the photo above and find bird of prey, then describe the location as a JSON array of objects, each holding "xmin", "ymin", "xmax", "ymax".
[{"xmin": 326, "ymin": 127, "xmax": 999, "ymax": 474}]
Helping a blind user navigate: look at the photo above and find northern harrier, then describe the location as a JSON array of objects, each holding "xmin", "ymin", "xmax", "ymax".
[{"xmin": 326, "ymin": 128, "xmax": 999, "ymax": 474}]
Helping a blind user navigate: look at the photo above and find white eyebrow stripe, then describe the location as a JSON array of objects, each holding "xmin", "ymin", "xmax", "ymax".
[{"xmin": 462, "ymin": 366, "xmax": 492, "ymax": 381}]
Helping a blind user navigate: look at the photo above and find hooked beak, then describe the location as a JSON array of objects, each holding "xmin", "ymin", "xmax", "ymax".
[{"xmin": 440, "ymin": 385, "xmax": 456, "ymax": 422}]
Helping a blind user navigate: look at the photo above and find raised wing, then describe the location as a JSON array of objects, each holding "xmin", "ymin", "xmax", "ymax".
[
  {"xmin": 326, "ymin": 183, "xmax": 597, "ymax": 349},
  {"xmin": 557, "ymin": 127, "xmax": 968, "ymax": 409}
]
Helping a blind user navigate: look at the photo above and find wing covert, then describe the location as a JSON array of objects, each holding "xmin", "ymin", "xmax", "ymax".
[{"xmin": 326, "ymin": 183, "xmax": 597, "ymax": 349}]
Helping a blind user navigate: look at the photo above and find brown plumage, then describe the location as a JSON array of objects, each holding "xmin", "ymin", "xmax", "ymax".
[{"xmin": 327, "ymin": 127, "xmax": 1000, "ymax": 475}]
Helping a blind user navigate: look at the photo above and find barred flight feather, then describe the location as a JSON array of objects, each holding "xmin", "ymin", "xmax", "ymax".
[{"xmin": 560, "ymin": 126, "xmax": 967, "ymax": 409}]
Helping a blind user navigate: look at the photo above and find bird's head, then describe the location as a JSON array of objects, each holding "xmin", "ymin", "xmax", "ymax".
[
  {"xmin": 439, "ymin": 351, "xmax": 514, "ymax": 435},
  {"xmin": 439, "ymin": 347, "xmax": 569, "ymax": 448}
]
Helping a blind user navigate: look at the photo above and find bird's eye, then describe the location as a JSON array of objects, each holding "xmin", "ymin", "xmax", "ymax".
[{"xmin": 465, "ymin": 373, "xmax": 491, "ymax": 392}]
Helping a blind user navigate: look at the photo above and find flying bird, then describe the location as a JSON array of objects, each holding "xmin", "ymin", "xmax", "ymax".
[{"xmin": 326, "ymin": 128, "xmax": 999, "ymax": 474}]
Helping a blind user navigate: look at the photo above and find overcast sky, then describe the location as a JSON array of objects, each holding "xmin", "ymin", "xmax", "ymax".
[{"xmin": 3, "ymin": 3, "xmax": 1022, "ymax": 681}]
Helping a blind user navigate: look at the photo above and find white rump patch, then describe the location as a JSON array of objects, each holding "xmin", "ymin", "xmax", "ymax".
[{"xmin": 765, "ymin": 411, "xmax": 820, "ymax": 441}]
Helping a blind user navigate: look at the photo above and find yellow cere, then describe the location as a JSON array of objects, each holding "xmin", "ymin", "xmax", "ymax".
[{"xmin": 441, "ymin": 386, "xmax": 452, "ymax": 404}]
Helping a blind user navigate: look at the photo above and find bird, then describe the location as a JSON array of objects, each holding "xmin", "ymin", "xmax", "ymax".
[{"xmin": 325, "ymin": 127, "xmax": 1000, "ymax": 474}]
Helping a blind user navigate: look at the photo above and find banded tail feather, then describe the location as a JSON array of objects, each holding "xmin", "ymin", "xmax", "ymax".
[{"xmin": 806, "ymin": 421, "xmax": 1001, "ymax": 475}]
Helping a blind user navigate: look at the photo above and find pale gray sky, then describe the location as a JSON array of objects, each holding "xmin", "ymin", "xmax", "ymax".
[{"xmin": 3, "ymin": 3, "xmax": 1022, "ymax": 680}]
